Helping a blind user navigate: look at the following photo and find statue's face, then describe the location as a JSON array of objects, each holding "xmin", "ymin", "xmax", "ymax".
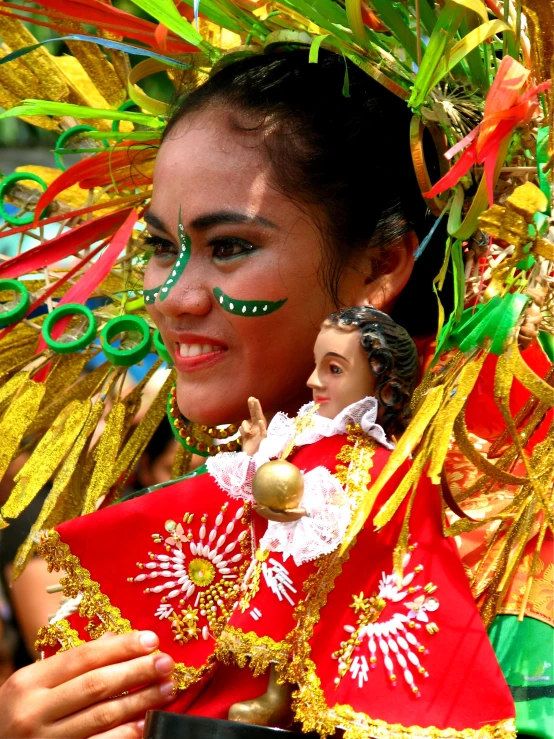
[{"xmin": 307, "ymin": 325, "xmax": 375, "ymax": 419}]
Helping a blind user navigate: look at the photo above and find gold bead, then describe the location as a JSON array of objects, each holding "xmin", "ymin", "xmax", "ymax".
[{"xmin": 197, "ymin": 441, "xmax": 207, "ymax": 452}]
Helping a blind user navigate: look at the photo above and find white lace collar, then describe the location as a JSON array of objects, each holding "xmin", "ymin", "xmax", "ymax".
[{"xmin": 257, "ymin": 396, "xmax": 394, "ymax": 464}]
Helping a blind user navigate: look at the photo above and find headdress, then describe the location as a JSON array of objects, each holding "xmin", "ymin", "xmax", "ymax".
[{"xmin": 0, "ymin": 0, "xmax": 551, "ymax": 631}]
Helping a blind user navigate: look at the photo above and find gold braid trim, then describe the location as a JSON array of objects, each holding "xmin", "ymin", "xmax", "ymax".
[
  {"xmin": 36, "ymin": 618, "xmax": 85, "ymax": 652},
  {"xmin": 281, "ymin": 430, "xmax": 516, "ymax": 739},
  {"xmin": 37, "ymin": 530, "xmax": 214, "ymax": 692},
  {"xmin": 215, "ymin": 626, "xmax": 290, "ymax": 677}
]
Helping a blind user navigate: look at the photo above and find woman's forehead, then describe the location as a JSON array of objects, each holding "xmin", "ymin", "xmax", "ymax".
[{"xmin": 151, "ymin": 116, "xmax": 290, "ymax": 231}]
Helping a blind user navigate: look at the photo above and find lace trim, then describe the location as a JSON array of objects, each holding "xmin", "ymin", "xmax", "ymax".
[
  {"xmin": 215, "ymin": 626, "xmax": 290, "ymax": 677},
  {"xmin": 37, "ymin": 530, "xmax": 215, "ymax": 691}
]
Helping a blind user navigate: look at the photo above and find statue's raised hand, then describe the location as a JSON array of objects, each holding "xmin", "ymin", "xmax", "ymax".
[{"xmin": 240, "ymin": 397, "xmax": 267, "ymax": 456}]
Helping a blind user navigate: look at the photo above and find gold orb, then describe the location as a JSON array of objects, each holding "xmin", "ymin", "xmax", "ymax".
[{"xmin": 252, "ymin": 460, "xmax": 304, "ymax": 511}]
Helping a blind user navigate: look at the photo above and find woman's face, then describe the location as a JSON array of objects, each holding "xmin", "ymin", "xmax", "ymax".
[{"xmin": 145, "ymin": 108, "xmax": 386, "ymax": 425}]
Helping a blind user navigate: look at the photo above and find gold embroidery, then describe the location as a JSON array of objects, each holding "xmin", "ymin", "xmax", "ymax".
[
  {"xmin": 36, "ymin": 618, "xmax": 85, "ymax": 653},
  {"xmin": 37, "ymin": 530, "xmax": 214, "ymax": 692},
  {"xmin": 215, "ymin": 626, "xmax": 290, "ymax": 677},
  {"xmin": 280, "ymin": 429, "xmax": 516, "ymax": 739}
]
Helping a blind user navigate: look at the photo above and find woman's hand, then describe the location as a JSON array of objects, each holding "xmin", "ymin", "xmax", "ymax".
[
  {"xmin": 240, "ymin": 397, "xmax": 268, "ymax": 456},
  {"xmin": 0, "ymin": 630, "xmax": 176, "ymax": 738}
]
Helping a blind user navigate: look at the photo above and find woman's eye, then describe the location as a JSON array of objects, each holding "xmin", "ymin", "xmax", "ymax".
[
  {"xmin": 211, "ymin": 238, "xmax": 256, "ymax": 261},
  {"xmin": 143, "ymin": 234, "xmax": 178, "ymax": 258},
  {"xmin": 330, "ymin": 365, "xmax": 343, "ymax": 375}
]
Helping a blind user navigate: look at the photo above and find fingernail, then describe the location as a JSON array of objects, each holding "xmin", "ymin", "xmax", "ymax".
[
  {"xmin": 159, "ymin": 681, "xmax": 175, "ymax": 699},
  {"xmin": 154, "ymin": 654, "xmax": 174, "ymax": 676},
  {"xmin": 136, "ymin": 719, "xmax": 145, "ymax": 732},
  {"xmin": 100, "ymin": 631, "xmax": 115, "ymax": 639},
  {"xmin": 139, "ymin": 631, "xmax": 158, "ymax": 649}
]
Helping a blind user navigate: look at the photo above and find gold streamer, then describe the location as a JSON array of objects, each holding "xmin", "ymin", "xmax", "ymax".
[
  {"xmin": 0, "ymin": 370, "xmax": 30, "ymax": 415},
  {"xmin": 109, "ymin": 373, "xmax": 175, "ymax": 498},
  {"xmin": 81, "ymin": 400, "xmax": 126, "ymax": 515},
  {"xmin": 171, "ymin": 443, "xmax": 192, "ymax": 479},
  {"xmin": 12, "ymin": 399, "xmax": 105, "ymax": 579},
  {"xmin": 510, "ymin": 344, "xmax": 554, "ymax": 407},
  {"xmin": 393, "ymin": 485, "xmax": 418, "ymax": 579},
  {"xmin": 27, "ymin": 362, "xmax": 112, "ymax": 435},
  {"xmin": 339, "ymin": 385, "xmax": 444, "ymax": 550},
  {"xmin": 373, "ymin": 449, "xmax": 429, "ymax": 531},
  {"xmin": 0, "ymin": 16, "xmax": 68, "ymax": 102},
  {"xmin": 1, "ymin": 400, "xmax": 90, "ymax": 521},
  {"xmin": 41, "ymin": 350, "xmax": 94, "ymax": 411},
  {"xmin": 428, "ymin": 353, "xmax": 486, "ymax": 483},
  {"xmin": 0, "ymin": 379, "xmax": 46, "ymax": 528}
]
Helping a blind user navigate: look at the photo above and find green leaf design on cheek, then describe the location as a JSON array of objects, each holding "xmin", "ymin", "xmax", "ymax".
[
  {"xmin": 159, "ymin": 205, "xmax": 191, "ymax": 302},
  {"xmin": 213, "ymin": 287, "xmax": 287, "ymax": 316},
  {"xmin": 144, "ymin": 286, "xmax": 160, "ymax": 305}
]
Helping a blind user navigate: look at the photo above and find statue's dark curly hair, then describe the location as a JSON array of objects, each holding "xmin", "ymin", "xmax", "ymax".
[{"xmin": 324, "ymin": 307, "xmax": 418, "ymax": 439}]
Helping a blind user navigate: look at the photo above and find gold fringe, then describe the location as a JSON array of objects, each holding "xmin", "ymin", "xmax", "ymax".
[
  {"xmin": 215, "ymin": 626, "xmax": 290, "ymax": 677},
  {"xmin": 36, "ymin": 618, "xmax": 86, "ymax": 653},
  {"xmin": 37, "ymin": 530, "xmax": 214, "ymax": 691}
]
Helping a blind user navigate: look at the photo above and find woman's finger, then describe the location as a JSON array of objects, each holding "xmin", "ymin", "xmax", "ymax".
[
  {"xmin": 91, "ymin": 719, "xmax": 145, "ymax": 739},
  {"xmin": 46, "ymin": 652, "xmax": 175, "ymax": 721},
  {"xmin": 53, "ymin": 680, "xmax": 175, "ymax": 739},
  {"xmin": 37, "ymin": 631, "xmax": 161, "ymax": 690}
]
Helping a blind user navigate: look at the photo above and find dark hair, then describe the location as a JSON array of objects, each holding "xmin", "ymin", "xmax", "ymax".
[
  {"xmin": 164, "ymin": 50, "xmax": 452, "ymax": 336},
  {"xmin": 325, "ymin": 306, "xmax": 418, "ymax": 438}
]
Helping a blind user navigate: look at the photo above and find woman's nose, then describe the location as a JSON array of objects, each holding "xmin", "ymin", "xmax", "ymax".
[{"xmin": 155, "ymin": 278, "xmax": 212, "ymax": 318}]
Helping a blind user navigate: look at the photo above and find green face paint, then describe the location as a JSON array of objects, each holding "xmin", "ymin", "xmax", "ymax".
[
  {"xmin": 213, "ymin": 286, "xmax": 287, "ymax": 316},
  {"xmin": 159, "ymin": 206, "xmax": 191, "ymax": 302},
  {"xmin": 143, "ymin": 206, "xmax": 191, "ymax": 306}
]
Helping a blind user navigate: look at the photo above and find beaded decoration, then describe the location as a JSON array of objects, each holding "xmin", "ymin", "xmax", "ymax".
[
  {"xmin": 167, "ymin": 384, "xmax": 241, "ymax": 456},
  {"xmin": 128, "ymin": 502, "xmax": 251, "ymax": 644},
  {"xmin": 332, "ymin": 542, "xmax": 439, "ymax": 697}
]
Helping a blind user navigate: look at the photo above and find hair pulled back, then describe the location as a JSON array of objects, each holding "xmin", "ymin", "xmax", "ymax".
[
  {"xmin": 164, "ymin": 50, "xmax": 451, "ymax": 335},
  {"xmin": 325, "ymin": 306, "xmax": 418, "ymax": 438}
]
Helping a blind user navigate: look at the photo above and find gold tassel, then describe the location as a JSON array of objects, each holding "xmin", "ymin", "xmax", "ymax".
[
  {"xmin": 0, "ymin": 379, "xmax": 46, "ymax": 528},
  {"xmin": 40, "ymin": 350, "xmax": 94, "ymax": 411},
  {"xmin": 1, "ymin": 400, "xmax": 90, "ymax": 522},
  {"xmin": 11, "ymin": 399, "xmax": 105, "ymax": 579},
  {"xmin": 81, "ymin": 400, "xmax": 126, "ymax": 515}
]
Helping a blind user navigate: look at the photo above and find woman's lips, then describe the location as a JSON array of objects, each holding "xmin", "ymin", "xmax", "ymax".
[
  {"xmin": 314, "ymin": 395, "xmax": 329, "ymax": 404},
  {"xmin": 173, "ymin": 342, "xmax": 228, "ymax": 372}
]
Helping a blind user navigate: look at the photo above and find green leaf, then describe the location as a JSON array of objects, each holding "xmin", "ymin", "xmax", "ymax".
[
  {"xmin": 0, "ymin": 101, "xmax": 165, "ymax": 128},
  {"xmin": 309, "ymin": 34, "xmax": 330, "ymax": 63},
  {"xmin": 367, "ymin": 0, "xmax": 420, "ymax": 62},
  {"xmin": 451, "ymin": 0, "xmax": 488, "ymax": 22},
  {"xmin": 345, "ymin": 0, "xmax": 366, "ymax": 46},
  {"xmin": 459, "ymin": 16, "xmax": 489, "ymax": 90},
  {"xmin": 409, "ymin": 1, "xmax": 466, "ymax": 108},
  {"xmin": 427, "ymin": 18, "xmax": 510, "ymax": 92}
]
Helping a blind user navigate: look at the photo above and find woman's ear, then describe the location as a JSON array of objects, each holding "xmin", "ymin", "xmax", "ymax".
[
  {"xmin": 340, "ymin": 231, "xmax": 417, "ymax": 311},
  {"xmin": 363, "ymin": 231, "xmax": 417, "ymax": 311}
]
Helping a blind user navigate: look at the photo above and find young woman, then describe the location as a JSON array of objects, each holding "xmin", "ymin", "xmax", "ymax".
[{"xmin": 0, "ymin": 51, "xmax": 496, "ymax": 739}]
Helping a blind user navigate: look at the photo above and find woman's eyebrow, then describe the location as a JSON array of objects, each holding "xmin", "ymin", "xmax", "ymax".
[
  {"xmin": 143, "ymin": 209, "xmax": 169, "ymax": 232},
  {"xmin": 326, "ymin": 351, "xmax": 349, "ymax": 363},
  {"xmin": 190, "ymin": 210, "xmax": 279, "ymax": 231}
]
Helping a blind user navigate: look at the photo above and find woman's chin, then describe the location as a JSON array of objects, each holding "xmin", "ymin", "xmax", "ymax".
[{"xmin": 175, "ymin": 385, "xmax": 245, "ymax": 426}]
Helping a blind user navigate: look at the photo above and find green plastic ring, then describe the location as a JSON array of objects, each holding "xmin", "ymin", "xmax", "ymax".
[
  {"xmin": 153, "ymin": 329, "xmax": 173, "ymax": 365},
  {"xmin": 101, "ymin": 315, "xmax": 152, "ymax": 366},
  {"xmin": 111, "ymin": 100, "xmax": 139, "ymax": 133},
  {"xmin": 0, "ymin": 172, "xmax": 48, "ymax": 226},
  {"xmin": 54, "ymin": 125, "xmax": 107, "ymax": 172},
  {"xmin": 0, "ymin": 279, "xmax": 30, "ymax": 327},
  {"xmin": 42, "ymin": 303, "xmax": 97, "ymax": 354}
]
